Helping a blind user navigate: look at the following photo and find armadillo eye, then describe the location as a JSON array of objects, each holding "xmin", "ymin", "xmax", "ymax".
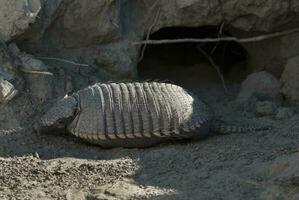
[
  {"xmin": 57, "ymin": 119, "xmax": 65, "ymax": 125},
  {"xmin": 74, "ymin": 107, "xmax": 80, "ymax": 115}
]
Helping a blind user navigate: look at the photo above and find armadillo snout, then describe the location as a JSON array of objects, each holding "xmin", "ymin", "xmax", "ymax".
[
  {"xmin": 33, "ymin": 119, "xmax": 68, "ymax": 134},
  {"xmin": 35, "ymin": 95, "xmax": 78, "ymax": 134},
  {"xmin": 33, "ymin": 120, "xmax": 55, "ymax": 134}
]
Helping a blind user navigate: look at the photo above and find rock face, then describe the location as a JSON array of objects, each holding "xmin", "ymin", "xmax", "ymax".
[
  {"xmin": 16, "ymin": 0, "xmax": 299, "ymax": 79},
  {"xmin": 0, "ymin": 0, "xmax": 41, "ymax": 41},
  {"xmin": 19, "ymin": 53, "xmax": 53, "ymax": 104},
  {"xmin": 145, "ymin": 0, "xmax": 299, "ymax": 32},
  {"xmin": 281, "ymin": 56, "xmax": 299, "ymax": 105},
  {"xmin": 56, "ymin": 0, "xmax": 122, "ymax": 48},
  {"xmin": 0, "ymin": 1, "xmax": 297, "ymax": 116},
  {"xmin": 244, "ymin": 30, "xmax": 299, "ymax": 78}
]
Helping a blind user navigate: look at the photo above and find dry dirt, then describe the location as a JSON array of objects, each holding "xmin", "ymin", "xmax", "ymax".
[
  {"xmin": 0, "ymin": 81, "xmax": 298, "ymax": 200},
  {"xmin": 1, "ymin": 1, "xmax": 299, "ymax": 199},
  {"xmin": 0, "ymin": 42, "xmax": 298, "ymax": 199}
]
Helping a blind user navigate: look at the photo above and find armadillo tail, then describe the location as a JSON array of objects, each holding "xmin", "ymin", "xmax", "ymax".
[{"xmin": 210, "ymin": 122, "xmax": 271, "ymax": 134}]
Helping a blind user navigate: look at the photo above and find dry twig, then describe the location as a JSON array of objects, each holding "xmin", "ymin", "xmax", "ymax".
[
  {"xmin": 138, "ymin": 2, "xmax": 161, "ymax": 62},
  {"xmin": 37, "ymin": 56, "xmax": 89, "ymax": 67},
  {"xmin": 210, "ymin": 22, "xmax": 225, "ymax": 54},
  {"xmin": 133, "ymin": 27, "xmax": 299, "ymax": 45},
  {"xmin": 197, "ymin": 46, "xmax": 229, "ymax": 94},
  {"xmin": 20, "ymin": 69, "xmax": 53, "ymax": 76}
]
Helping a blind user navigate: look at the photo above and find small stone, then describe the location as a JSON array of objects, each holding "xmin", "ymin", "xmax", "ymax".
[
  {"xmin": 65, "ymin": 189, "xmax": 86, "ymax": 200},
  {"xmin": 255, "ymin": 101, "xmax": 276, "ymax": 116},
  {"xmin": 0, "ymin": 77, "xmax": 18, "ymax": 103},
  {"xmin": 34, "ymin": 152, "xmax": 40, "ymax": 159},
  {"xmin": 236, "ymin": 71, "xmax": 281, "ymax": 107},
  {"xmin": 235, "ymin": 71, "xmax": 282, "ymax": 111},
  {"xmin": 275, "ymin": 107, "xmax": 294, "ymax": 120}
]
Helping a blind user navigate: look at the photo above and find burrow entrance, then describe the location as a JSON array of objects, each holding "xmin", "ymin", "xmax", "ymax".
[{"xmin": 137, "ymin": 26, "xmax": 249, "ymax": 88}]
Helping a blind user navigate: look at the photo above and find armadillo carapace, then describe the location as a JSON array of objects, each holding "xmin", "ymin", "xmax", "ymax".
[{"xmin": 35, "ymin": 82, "xmax": 267, "ymax": 148}]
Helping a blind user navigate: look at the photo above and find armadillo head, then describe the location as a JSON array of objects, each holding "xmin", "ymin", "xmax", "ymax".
[{"xmin": 34, "ymin": 95, "xmax": 79, "ymax": 134}]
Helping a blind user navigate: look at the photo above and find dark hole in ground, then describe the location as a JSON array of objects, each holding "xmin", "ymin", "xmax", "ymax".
[{"xmin": 138, "ymin": 26, "xmax": 248, "ymax": 87}]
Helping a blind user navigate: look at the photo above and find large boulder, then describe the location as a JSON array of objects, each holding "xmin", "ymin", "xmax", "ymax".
[
  {"xmin": 236, "ymin": 71, "xmax": 281, "ymax": 104},
  {"xmin": 0, "ymin": 0, "xmax": 41, "ymax": 41}
]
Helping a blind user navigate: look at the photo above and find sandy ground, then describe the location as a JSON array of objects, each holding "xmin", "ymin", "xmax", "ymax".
[
  {"xmin": 1, "ymin": 50, "xmax": 299, "ymax": 199},
  {"xmin": 0, "ymin": 82, "xmax": 298, "ymax": 200}
]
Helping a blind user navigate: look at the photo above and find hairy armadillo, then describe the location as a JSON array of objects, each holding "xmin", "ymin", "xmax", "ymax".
[{"xmin": 34, "ymin": 82, "xmax": 269, "ymax": 148}]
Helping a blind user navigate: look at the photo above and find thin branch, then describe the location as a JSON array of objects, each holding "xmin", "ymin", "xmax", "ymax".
[
  {"xmin": 197, "ymin": 46, "xmax": 229, "ymax": 94},
  {"xmin": 148, "ymin": 0, "xmax": 160, "ymax": 11},
  {"xmin": 21, "ymin": 69, "xmax": 53, "ymax": 76},
  {"xmin": 138, "ymin": 2, "xmax": 161, "ymax": 62},
  {"xmin": 133, "ymin": 27, "xmax": 299, "ymax": 45},
  {"xmin": 37, "ymin": 56, "xmax": 89, "ymax": 67},
  {"xmin": 219, "ymin": 21, "xmax": 225, "ymax": 36},
  {"xmin": 210, "ymin": 22, "xmax": 225, "ymax": 54}
]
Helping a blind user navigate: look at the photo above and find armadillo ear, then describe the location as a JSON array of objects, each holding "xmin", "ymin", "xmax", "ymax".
[
  {"xmin": 73, "ymin": 106, "xmax": 80, "ymax": 116},
  {"xmin": 57, "ymin": 118, "xmax": 67, "ymax": 129}
]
